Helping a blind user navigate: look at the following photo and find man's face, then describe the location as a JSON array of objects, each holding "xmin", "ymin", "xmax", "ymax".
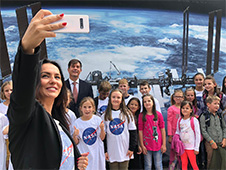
[
  {"xmin": 139, "ymin": 85, "xmax": 151, "ymax": 95},
  {"xmin": 68, "ymin": 62, "xmax": 82, "ymax": 80}
]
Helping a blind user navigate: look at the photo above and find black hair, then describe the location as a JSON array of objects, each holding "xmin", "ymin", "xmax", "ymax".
[
  {"xmin": 127, "ymin": 97, "xmax": 141, "ymax": 121},
  {"xmin": 180, "ymin": 100, "xmax": 194, "ymax": 118},
  {"xmin": 36, "ymin": 59, "xmax": 69, "ymax": 130}
]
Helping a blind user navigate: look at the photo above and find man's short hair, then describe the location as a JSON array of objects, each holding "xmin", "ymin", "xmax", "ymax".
[
  {"xmin": 98, "ymin": 81, "xmax": 112, "ymax": 92},
  {"xmin": 139, "ymin": 80, "xmax": 150, "ymax": 88},
  {"xmin": 119, "ymin": 78, "xmax": 128, "ymax": 85},
  {"xmin": 206, "ymin": 95, "xmax": 220, "ymax": 104},
  {"xmin": 68, "ymin": 59, "xmax": 82, "ymax": 68}
]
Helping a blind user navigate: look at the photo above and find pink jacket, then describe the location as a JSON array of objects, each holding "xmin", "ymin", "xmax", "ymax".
[
  {"xmin": 167, "ymin": 105, "xmax": 180, "ymax": 136},
  {"xmin": 170, "ymin": 134, "xmax": 184, "ymax": 165},
  {"xmin": 171, "ymin": 134, "xmax": 184, "ymax": 156}
]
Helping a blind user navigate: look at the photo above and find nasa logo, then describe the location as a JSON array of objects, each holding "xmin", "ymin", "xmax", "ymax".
[
  {"xmin": 109, "ymin": 118, "xmax": 125, "ymax": 135},
  {"xmin": 82, "ymin": 127, "xmax": 97, "ymax": 145},
  {"xmin": 99, "ymin": 105, "xmax": 107, "ymax": 114}
]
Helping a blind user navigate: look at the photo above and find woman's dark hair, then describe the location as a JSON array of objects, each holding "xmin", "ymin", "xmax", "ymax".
[
  {"xmin": 36, "ymin": 59, "xmax": 69, "ymax": 130},
  {"xmin": 180, "ymin": 100, "xmax": 194, "ymax": 118},
  {"xmin": 142, "ymin": 94, "xmax": 157, "ymax": 122},
  {"xmin": 222, "ymin": 76, "xmax": 226, "ymax": 94},
  {"xmin": 127, "ymin": 97, "xmax": 141, "ymax": 121}
]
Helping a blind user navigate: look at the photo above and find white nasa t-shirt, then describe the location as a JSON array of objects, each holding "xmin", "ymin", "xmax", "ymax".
[
  {"xmin": 96, "ymin": 97, "xmax": 109, "ymax": 117},
  {"xmin": 102, "ymin": 110, "xmax": 136, "ymax": 163},
  {"xmin": 74, "ymin": 115, "xmax": 105, "ymax": 170},
  {"xmin": 54, "ymin": 120, "xmax": 74, "ymax": 170}
]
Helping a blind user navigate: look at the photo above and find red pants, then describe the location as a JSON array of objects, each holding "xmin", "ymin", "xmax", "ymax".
[{"xmin": 181, "ymin": 150, "xmax": 199, "ymax": 170}]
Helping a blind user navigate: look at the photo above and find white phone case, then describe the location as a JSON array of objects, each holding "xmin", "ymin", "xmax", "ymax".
[{"xmin": 53, "ymin": 15, "xmax": 90, "ymax": 33}]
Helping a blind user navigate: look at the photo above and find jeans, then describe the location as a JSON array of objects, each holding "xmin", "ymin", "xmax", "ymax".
[{"xmin": 144, "ymin": 150, "xmax": 163, "ymax": 170}]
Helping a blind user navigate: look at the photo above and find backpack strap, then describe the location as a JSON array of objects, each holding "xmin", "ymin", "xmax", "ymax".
[
  {"xmin": 178, "ymin": 117, "xmax": 182, "ymax": 132},
  {"xmin": 190, "ymin": 117, "xmax": 195, "ymax": 134},
  {"xmin": 217, "ymin": 111, "xmax": 223, "ymax": 128},
  {"xmin": 204, "ymin": 112, "xmax": 211, "ymax": 127}
]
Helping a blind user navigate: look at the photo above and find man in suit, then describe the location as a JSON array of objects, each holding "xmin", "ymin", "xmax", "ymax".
[{"xmin": 65, "ymin": 59, "xmax": 93, "ymax": 117}]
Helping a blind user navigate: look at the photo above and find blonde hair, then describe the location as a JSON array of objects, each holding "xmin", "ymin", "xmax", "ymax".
[
  {"xmin": 79, "ymin": 97, "xmax": 96, "ymax": 116},
  {"xmin": 1, "ymin": 81, "xmax": 12, "ymax": 100},
  {"xmin": 206, "ymin": 95, "xmax": 220, "ymax": 104},
  {"xmin": 119, "ymin": 78, "xmax": 129, "ymax": 85}
]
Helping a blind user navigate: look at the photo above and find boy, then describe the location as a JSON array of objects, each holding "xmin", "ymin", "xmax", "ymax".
[
  {"xmin": 94, "ymin": 81, "xmax": 112, "ymax": 117},
  {"xmin": 139, "ymin": 81, "xmax": 161, "ymax": 113},
  {"xmin": 200, "ymin": 95, "xmax": 226, "ymax": 169},
  {"xmin": 118, "ymin": 79, "xmax": 134, "ymax": 105}
]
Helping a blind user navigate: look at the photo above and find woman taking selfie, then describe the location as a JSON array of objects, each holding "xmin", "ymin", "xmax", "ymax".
[{"xmin": 7, "ymin": 9, "xmax": 88, "ymax": 169}]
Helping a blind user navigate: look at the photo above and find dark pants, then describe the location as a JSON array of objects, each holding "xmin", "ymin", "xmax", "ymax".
[
  {"xmin": 209, "ymin": 144, "xmax": 226, "ymax": 170},
  {"xmin": 129, "ymin": 146, "xmax": 144, "ymax": 170}
]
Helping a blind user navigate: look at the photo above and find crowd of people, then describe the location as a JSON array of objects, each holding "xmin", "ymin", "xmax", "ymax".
[{"xmin": 0, "ymin": 9, "xmax": 226, "ymax": 170}]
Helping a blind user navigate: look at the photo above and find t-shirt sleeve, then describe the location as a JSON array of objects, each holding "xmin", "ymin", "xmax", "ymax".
[
  {"xmin": 157, "ymin": 112, "xmax": 165, "ymax": 129},
  {"xmin": 138, "ymin": 113, "xmax": 144, "ymax": 131},
  {"xmin": 167, "ymin": 106, "xmax": 174, "ymax": 136},
  {"xmin": 194, "ymin": 118, "xmax": 201, "ymax": 151}
]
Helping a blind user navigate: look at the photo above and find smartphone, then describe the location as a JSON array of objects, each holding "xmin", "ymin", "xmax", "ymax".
[{"xmin": 53, "ymin": 15, "xmax": 90, "ymax": 33}]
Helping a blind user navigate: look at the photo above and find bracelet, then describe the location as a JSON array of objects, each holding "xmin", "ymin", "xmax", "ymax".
[{"xmin": 210, "ymin": 140, "xmax": 215, "ymax": 145}]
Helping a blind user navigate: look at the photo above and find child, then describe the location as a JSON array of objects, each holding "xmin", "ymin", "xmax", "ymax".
[
  {"xmin": 167, "ymin": 89, "xmax": 184, "ymax": 168},
  {"xmin": 102, "ymin": 89, "xmax": 137, "ymax": 170},
  {"xmin": 66, "ymin": 88, "xmax": 77, "ymax": 136},
  {"xmin": 199, "ymin": 95, "xmax": 226, "ymax": 169},
  {"xmin": 74, "ymin": 97, "xmax": 105, "ymax": 170},
  {"xmin": 193, "ymin": 73, "xmax": 205, "ymax": 109},
  {"xmin": 221, "ymin": 76, "xmax": 226, "ymax": 94},
  {"xmin": 185, "ymin": 88, "xmax": 198, "ymax": 116},
  {"xmin": 0, "ymin": 112, "xmax": 9, "ymax": 170},
  {"xmin": 0, "ymin": 81, "xmax": 12, "ymax": 169},
  {"xmin": 139, "ymin": 81, "xmax": 161, "ymax": 113},
  {"xmin": 94, "ymin": 81, "xmax": 112, "ymax": 117},
  {"xmin": 175, "ymin": 101, "xmax": 201, "ymax": 170},
  {"xmin": 199, "ymin": 75, "xmax": 226, "ymax": 114},
  {"xmin": 138, "ymin": 94, "xmax": 166, "ymax": 170},
  {"xmin": 118, "ymin": 79, "xmax": 134, "ymax": 105},
  {"xmin": 0, "ymin": 81, "xmax": 13, "ymax": 116},
  {"xmin": 127, "ymin": 97, "xmax": 143, "ymax": 169}
]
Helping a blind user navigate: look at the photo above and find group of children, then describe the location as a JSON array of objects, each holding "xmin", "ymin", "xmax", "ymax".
[
  {"xmin": 1, "ymin": 73, "xmax": 226, "ymax": 170},
  {"xmin": 167, "ymin": 73, "xmax": 226, "ymax": 170}
]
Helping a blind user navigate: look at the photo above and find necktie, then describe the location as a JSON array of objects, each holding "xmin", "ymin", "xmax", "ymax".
[{"xmin": 73, "ymin": 82, "xmax": 78, "ymax": 103}]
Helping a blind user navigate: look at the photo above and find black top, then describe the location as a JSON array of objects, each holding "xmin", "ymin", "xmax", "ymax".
[{"xmin": 8, "ymin": 45, "xmax": 80, "ymax": 169}]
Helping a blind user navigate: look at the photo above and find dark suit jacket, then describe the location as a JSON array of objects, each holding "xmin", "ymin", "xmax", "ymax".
[{"xmin": 65, "ymin": 79, "xmax": 93, "ymax": 117}]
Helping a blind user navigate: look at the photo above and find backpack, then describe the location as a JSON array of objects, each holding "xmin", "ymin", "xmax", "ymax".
[{"xmin": 202, "ymin": 110, "xmax": 223, "ymax": 127}]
